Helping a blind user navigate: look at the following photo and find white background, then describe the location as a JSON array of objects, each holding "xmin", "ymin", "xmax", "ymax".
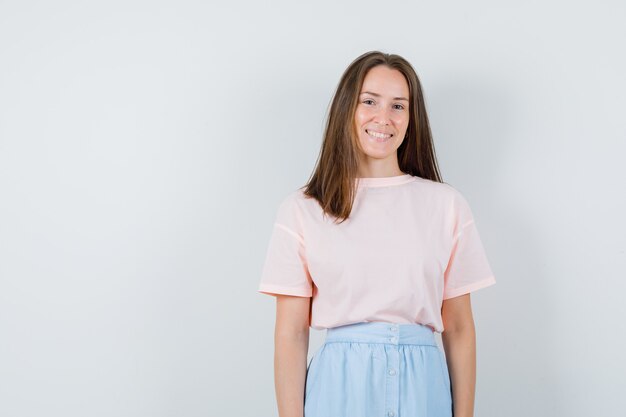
[{"xmin": 1, "ymin": 1, "xmax": 624, "ymax": 416}]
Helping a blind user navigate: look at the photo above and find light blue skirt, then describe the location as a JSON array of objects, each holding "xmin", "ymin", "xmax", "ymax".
[{"xmin": 304, "ymin": 321, "xmax": 452, "ymax": 417}]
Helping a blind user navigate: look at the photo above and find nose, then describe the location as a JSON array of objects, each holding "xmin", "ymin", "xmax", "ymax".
[{"xmin": 372, "ymin": 106, "xmax": 392, "ymax": 125}]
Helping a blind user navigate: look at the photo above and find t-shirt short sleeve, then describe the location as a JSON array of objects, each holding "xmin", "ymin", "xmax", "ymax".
[
  {"xmin": 257, "ymin": 192, "xmax": 313, "ymax": 298},
  {"xmin": 443, "ymin": 189, "xmax": 496, "ymax": 300}
]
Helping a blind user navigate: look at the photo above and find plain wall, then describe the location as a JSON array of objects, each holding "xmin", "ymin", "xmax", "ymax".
[{"xmin": 1, "ymin": 1, "xmax": 624, "ymax": 416}]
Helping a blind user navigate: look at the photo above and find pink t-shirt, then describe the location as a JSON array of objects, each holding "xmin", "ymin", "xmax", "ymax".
[{"xmin": 257, "ymin": 173, "xmax": 496, "ymax": 333}]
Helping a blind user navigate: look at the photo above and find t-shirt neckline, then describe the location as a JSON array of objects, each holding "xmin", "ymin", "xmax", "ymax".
[{"xmin": 355, "ymin": 173, "xmax": 416, "ymax": 188}]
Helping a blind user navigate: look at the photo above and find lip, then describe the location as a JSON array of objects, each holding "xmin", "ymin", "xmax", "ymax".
[
  {"xmin": 365, "ymin": 129, "xmax": 393, "ymax": 143},
  {"xmin": 366, "ymin": 129, "xmax": 393, "ymax": 136}
]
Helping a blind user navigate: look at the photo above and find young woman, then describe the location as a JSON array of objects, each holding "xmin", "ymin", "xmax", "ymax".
[{"xmin": 258, "ymin": 51, "xmax": 496, "ymax": 417}]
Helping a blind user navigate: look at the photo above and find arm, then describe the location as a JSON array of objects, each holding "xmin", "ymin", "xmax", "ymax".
[
  {"xmin": 273, "ymin": 294, "xmax": 311, "ymax": 417},
  {"xmin": 441, "ymin": 293, "xmax": 477, "ymax": 417}
]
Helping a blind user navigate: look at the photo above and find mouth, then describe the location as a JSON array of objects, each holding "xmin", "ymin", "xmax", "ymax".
[{"xmin": 366, "ymin": 129, "xmax": 393, "ymax": 142}]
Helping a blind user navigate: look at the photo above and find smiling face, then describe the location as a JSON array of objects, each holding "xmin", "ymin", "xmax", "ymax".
[{"xmin": 353, "ymin": 65, "xmax": 410, "ymax": 172}]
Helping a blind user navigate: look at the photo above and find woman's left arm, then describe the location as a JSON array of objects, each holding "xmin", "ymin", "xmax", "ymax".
[{"xmin": 441, "ymin": 293, "xmax": 477, "ymax": 417}]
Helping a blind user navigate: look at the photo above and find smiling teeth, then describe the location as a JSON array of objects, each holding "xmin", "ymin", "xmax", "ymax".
[{"xmin": 367, "ymin": 130, "xmax": 392, "ymax": 139}]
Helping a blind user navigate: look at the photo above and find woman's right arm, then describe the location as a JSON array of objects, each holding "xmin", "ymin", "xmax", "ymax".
[{"xmin": 273, "ymin": 294, "xmax": 311, "ymax": 417}]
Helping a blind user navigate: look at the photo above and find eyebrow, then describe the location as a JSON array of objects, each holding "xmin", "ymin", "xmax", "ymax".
[{"xmin": 360, "ymin": 91, "xmax": 409, "ymax": 102}]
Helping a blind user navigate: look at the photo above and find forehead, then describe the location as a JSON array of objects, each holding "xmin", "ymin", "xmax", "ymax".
[{"xmin": 360, "ymin": 66, "xmax": 409, "ymax": 98}]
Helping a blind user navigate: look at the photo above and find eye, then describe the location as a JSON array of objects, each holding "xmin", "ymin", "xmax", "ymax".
[
  {"xmin": 363, "ymin": 99, "xmax": 374, "ymax": 105},
  {"xmin": 393, "ymin": 104, "xmax": 405, "ymax": 110}
]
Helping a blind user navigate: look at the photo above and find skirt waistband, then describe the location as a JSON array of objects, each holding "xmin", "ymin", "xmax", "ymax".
[{"xmin": 324, "ymin": 321, "xmax": 437, "ymax": 346}]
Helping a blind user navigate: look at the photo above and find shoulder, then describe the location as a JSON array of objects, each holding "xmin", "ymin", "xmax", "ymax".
[
  {"xmin": 411, "ymin": 176, "xmax": 467, "ymax": 204},
  {"xmin": 272, "ymin": 187, "xmax": 314, "ymax": 224},
  {"xmin": 276, "ymin": 187, "xmax": 308, "ymax": 211},
  {"xmin": 410, "ymin": 177, "xmax": 475, "ymax": 221}
]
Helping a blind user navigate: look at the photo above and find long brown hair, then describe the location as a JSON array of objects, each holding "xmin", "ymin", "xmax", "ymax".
[{"xmin": 302, "ymin": 50, "xmax": 443, "ymax": 224}]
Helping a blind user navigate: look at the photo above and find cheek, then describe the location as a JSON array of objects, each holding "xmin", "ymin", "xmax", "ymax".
[
  {"xmin": 354, "ymin": 115, "xmax": 362, "ymax": 128},
  {"xmin": 394, "ymin": 120, "xmax": 410, "ymax": 136},
  {"xmin": 392, "ymin": 113, "xmax": 409, "ymax": 126},
  {"xmin": 354, "ymin": 108, "xmax": 371, "ymax": 126}
]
